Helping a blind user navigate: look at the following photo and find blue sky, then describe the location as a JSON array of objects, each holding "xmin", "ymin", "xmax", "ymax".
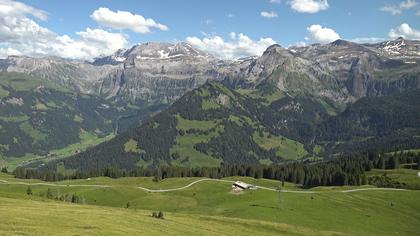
[{"xmin": 1, "ymin": 0, "xmax": 419, "ymax": 59}]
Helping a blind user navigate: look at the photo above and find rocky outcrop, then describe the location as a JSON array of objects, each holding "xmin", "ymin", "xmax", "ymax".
[{"xmin": 1, "ymin": 39, "xmax": 419, "ymax": 105}]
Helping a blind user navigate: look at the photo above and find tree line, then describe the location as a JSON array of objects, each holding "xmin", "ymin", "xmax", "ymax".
[{"xmin": 13, "ymin": 151, "xmax": 420, "ymax": 188}]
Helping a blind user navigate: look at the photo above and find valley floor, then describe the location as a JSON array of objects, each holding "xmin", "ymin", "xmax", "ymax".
[{"xmin": 0, "ymin": 171, "xmax": 419, "ymax": 235}]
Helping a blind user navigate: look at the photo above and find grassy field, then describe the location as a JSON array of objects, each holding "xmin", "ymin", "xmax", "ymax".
[
  {"xmin": 0, "ymin": 171, "xmax": 419, "ymax": 235},
  {"xmin": 170, "ymin": 114, "xmax": 222, "ymax": 167},
  {"xmin": 0, "ymin": 85, "xmax": 9, "ymax": 98},
  {"xmin": 253, "ymin": 131, "xmax": 308, "ymax": 161},
  {"xmin": 0, "ymin": 72, "xmax": 70, "ymax": 93},
  {"xmin": 0, "ymin": 197, "xmax": 296, "ymax": 236},
  {"xmin": 236, "ymin": 88, "xmax": 285, "ymax": 105}
]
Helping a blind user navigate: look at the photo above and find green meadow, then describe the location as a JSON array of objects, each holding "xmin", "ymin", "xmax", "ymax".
[{"xmin": 0, "ymin": 169, "xmax": 419, "ymax": 235}]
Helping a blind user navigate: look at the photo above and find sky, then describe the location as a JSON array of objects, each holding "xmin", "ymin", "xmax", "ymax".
[{"xmin": 0, "ymin": 0, "xmax": 419, "ymax": 60}]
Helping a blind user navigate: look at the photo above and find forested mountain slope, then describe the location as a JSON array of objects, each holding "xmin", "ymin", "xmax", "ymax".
[
  {"xmin": 33, "ymin": 81, "xmax": 320, "ymax": 171},
  {"xmin": 318, "ymin": 89, "xmax": 420, "ymax": 154},
  {"xmin": 31, "ymin": 81, "xmax": 420, "ymax": 172},
  {"xmin": 0, "ymin": 72, "xmax": 159, "ymax": 166}
]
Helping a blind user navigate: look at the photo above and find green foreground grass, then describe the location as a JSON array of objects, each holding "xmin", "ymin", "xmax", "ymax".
[
  {"xmin": 0, "ymin": 170, "xmax": 420, "ymax": 235},
  {"xmin": 0, "ymin": 197, "xmax": 298, "ymax": 236}
]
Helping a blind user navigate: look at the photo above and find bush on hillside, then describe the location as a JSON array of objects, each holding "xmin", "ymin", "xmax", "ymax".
[{"xmin": 151, "ymin": 211, "xmax": 164, "ymax": 219}]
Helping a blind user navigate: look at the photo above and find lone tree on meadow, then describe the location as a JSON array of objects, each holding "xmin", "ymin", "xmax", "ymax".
[
  {"xmin": 26, "ymin": 186, "xmax": 33, "ymax": 195},
  {"xmin": 46, "ymin": 188, "xmax": 53, "ymax": 199}
]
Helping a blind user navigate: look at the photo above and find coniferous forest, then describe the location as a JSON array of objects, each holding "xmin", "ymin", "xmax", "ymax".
[{"xmin": 14, "ymin": 151, "xmax": 420, "ymax": 189}]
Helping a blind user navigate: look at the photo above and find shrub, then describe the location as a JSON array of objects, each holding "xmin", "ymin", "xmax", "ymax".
[
  {"xmin": 151, "ymin": 211, "xmax": 164, "ymax": 219},
  {"xmin": 26, "ymin": 186, "xmax": 32, "ymax": 195}
]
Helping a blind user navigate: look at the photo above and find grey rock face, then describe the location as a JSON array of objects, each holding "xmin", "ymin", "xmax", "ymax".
[
  {"xmin": 1, "ymin": 39, "xmax": 419, "ymax": 105},
  {"xmin": 98, "ymin": 42, "xmax": 228, "ymax": 102},
  {"xmin": 286, "ymin": 39, "xmax": 419, "ymax": 100},
  {"xmin": 365, "ymin": 37, "xmax": 420, "ymax": 60},
  {"xmin": 0, "ymin": 55, "xmax": 119, "ymax": 94}
]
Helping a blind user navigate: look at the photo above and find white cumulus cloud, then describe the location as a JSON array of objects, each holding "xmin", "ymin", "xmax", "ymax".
[
  {"xmin": 269, "ymin": 0, "xmax": 282, "ymax": 4},
  {"xmin": 400, "ymin": 0, "xmax": 418, "ymax": 9},
  {"xmin": 0, "ymin": 1, "xmax": 129, "ymax": 60},
  {"xmin": 261, "ymin": 11, "xmax": 278, "ymax": 18},
  {"xmin": 51, "ymin": 28, "xmax": 128, "ymax": 59},
  {"xmin": 90, "ymin": 7, "xmax": 168, "ymax": 34},
  {"xmin": 0, "ymin": 0, "xmax": 48, "ymax": 20},
  {"xmin": 306, "ymin": 24, "xmax": 340, "ymax": 44},
  {"xmin": 186, "ymin": 33, "xmax": 276, "ymax": 60},
  {"xmin": 290, "ymin": 0, "xmax": 329, "ymax": 14},
  {"xmin": 0, "ymin": 47, "xmax": 21, "ymax": 58},
  {"xmin": 389, "ymin": 23, "xmax": 420, "ymax": 39},
  {"xmin": 381, "ymin": 0, "xmax": 418, "ymax": 15}
]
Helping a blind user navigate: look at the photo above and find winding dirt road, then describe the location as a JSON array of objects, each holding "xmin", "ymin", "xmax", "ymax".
[{"xmin": 0, "ymin": 178, "xmax": 411, "ymax": 193}]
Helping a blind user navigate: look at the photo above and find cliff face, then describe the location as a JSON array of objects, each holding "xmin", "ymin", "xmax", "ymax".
[
  {"xmin": 97, "ymin": 42, "xmax": 227, "ymax": 102},
  {"xmin": 1, "ymin": 39, "xmax": 419, "ymax": 105}
]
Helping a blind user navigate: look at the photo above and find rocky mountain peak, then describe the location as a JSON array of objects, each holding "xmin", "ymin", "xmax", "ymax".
[
  {"xmin": 260, "ymin": 44, "xmax": 294, "ymax": 62},
  {"xmin": 123, "ymin": 42, "xmax": 213, "ymax": 62},
  {"xmin": 366, "ymin": 38, "xmax": 420, "ymax": 60},
  {"xmin": 330, "ymin": 39, "xmax": 354, "ymax": 47},
  {"xmin": 263, "ymin": 44, "xmax": 289, "ymax": 55},
  {"xmin": 93, "ymin": 42, "xmax": 215, "ymax": 66}
]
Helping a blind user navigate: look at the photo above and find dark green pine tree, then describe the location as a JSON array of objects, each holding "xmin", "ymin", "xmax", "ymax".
[
  {"xmin": 378, "ymin": 157, "xmax": 386, "ymax": 169},
  {"xmin": 417, "ymin": 156, "xmax": 420, "ymax": 169},
  {"xmin": 26, "ymin": 186, "xmax": 33, "ymax": 195},
  {"xmin": 361, "ymin": 175, "xmax": 367, "ymax": 185},
  {"xmin": 389, "ymin": 156, "xmax": 400, "ymax": 169},
  {"xmin": 46, "ymin": 188, "xmax": 53, "ymax": 199}
]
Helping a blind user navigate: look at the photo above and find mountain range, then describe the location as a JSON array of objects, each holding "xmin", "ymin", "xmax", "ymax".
[
  {"xmin": 2, "ymin": 37, "xmax": 419, "ymax": 103},
  {"xmin": 0, "ymin": 37, "xmax": 419, "ymax": 171}
]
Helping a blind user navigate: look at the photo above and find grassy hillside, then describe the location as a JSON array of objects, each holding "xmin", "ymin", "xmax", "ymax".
[
  {"xmin": 0, "ymin": 172, "xmax": 419, "ymax": 235},
  {"xmin": 0, "ymin": 197, "xmax": 296, "ymax": 236}
]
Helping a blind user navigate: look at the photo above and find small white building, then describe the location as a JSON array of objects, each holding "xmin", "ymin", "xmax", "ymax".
[{"xmin": 231, "ymin": 181, "xmax": 255, "ymax": 190}]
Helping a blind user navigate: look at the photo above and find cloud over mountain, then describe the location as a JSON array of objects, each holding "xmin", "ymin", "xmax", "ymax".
[
  {"xmin": 389, "ymin": 23, "xmax": 420, "ymax": 39},
  {"xmin": 306, "ymin": 24, "xmax": 340, "ymax": 44},
  {"xmin": 90, "ymin": 7, "xmax": 168, "ymax": 33},
  {"xmin": 186, "ymin": 32, "xmax": 276, "ymax": 60},
  {"xmin": 0, "ymin": 1, "xmax": 128, "ymax": 60}
]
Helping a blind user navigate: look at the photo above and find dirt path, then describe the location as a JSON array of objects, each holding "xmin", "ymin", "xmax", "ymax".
[
  {"xmin": 0, "ymin": 178, "xmax": 412, "ymax": 194},
  {"xmin": 340, "ymin": 188, "xmax": 408, "ymax": 193},
  {"xmin": 136, "ymin": 179, "xmax": 234, "ymax": 192}
]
